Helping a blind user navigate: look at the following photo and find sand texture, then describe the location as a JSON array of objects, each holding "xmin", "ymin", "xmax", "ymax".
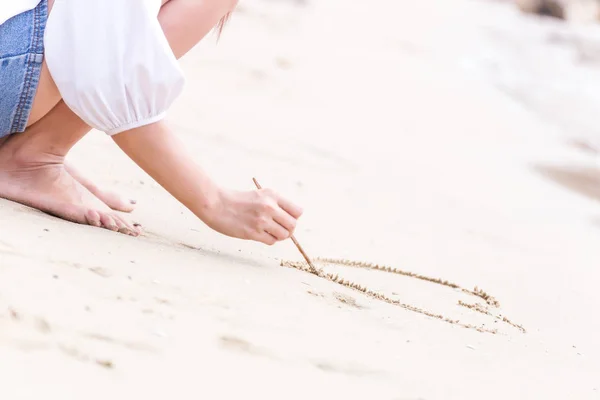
[{"xmin": 1, "ymin": 0, "xmax": 599, "ymax": 399}]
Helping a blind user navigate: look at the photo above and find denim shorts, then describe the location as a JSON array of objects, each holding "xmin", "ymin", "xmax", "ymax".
[{"xmin": 0, "ymin": 0, "xmax": 48, "ymax": 138}]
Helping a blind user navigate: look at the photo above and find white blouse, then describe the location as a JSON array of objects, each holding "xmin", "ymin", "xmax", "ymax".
[
  {"xmin": 1, "ymin": 0, "xmax": 185, "ymax": 136},
  {"xmin": 0, "ymin": 1, "xmax": 42, "ymax": 26}
]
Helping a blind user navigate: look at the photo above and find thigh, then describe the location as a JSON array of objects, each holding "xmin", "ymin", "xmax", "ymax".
[
  {"xmin": 27, "ymin": 59, "xmax": 59, "ymax": 127},
  {"xmin": 27, "ymin": 0, "xmax": 59, "ymax": 128}
]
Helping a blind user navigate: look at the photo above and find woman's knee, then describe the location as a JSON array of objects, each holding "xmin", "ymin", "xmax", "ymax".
[{"xmin": 27, "ymin": 0, "xmax": 61, "ymax": 127}]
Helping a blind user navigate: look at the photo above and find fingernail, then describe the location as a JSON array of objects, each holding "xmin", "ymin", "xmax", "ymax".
[
  {"xmin": 133, "ymin": 223, "xmax": 142, "ymax": 227},
  {"xmin": 130, "ymin": 199, "xmax": 137, "ymax": 205}
]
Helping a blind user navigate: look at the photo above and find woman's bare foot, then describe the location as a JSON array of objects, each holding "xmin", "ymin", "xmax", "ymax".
[
  {"xmin": 0, "ymin": 142, "xmax": 140, "ymax": 236},
  {"xmin": 65, "ymin": 163, "xmax": 137, "ymax": 213}
]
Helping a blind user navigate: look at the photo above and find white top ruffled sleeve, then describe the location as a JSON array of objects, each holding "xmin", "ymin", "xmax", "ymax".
[{"xmin": 44, "ymin": 0, "xmax": 185, "ymax": 135}]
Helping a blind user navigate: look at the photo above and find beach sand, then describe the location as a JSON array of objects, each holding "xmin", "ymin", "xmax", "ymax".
[{"xmin": 1, "ymin": 0, "xmax": 599, "ymax": 398}]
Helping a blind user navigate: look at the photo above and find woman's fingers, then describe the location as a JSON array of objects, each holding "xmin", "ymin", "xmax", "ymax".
[
  {"xmin": 258, "ymin": 190, "xmax": 302, "ymax": 241},
  {"xmin": 234, "ymin": 187, "xmax": 304, "ymax": 246},
  {"xmin": 256, "ymin": 231, "xmax": 278, "ymax": 246},
  {"xmin": 264, "ymin": 219, "xmax": 291, "ymax": 241},
  {"xmin": 273, "ymin": 208, "xmax": 297, "ymax": 235},
  {"xmin": 259, "ymin": 188, "xmax": 303, "ymax": 219},
  {"xmin": 277, "ymin": 195, "xmax": 303, "ymax": 219}
]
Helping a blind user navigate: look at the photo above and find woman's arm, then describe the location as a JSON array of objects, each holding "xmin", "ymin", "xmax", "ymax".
[{"xmin": 113, "ymin": 121, "xmax": 303, "ymax": 245}]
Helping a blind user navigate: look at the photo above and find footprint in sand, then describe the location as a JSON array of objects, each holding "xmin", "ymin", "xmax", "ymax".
[
  {"xmin": 313, "ymin": 360, "xmax": 383, "ymax": 377},
  {"xmin": 569, "ymin": 139, "xmax": 599, "ymax": 156},
  {"xmin": 535, "ymin": 165, "xmax": 600, "ymax": 203},
  {"xmin": 219, "ymin": 335, "xmax": 277, "ymax": 359}
]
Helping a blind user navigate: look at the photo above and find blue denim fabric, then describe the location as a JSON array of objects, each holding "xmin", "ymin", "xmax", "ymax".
[{"xmin": 0, "ymin": 0, "xmax": 47, "ymax": 138}]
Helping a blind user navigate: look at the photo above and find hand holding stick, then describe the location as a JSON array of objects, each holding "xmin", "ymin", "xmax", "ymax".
[{"xmin": 253, "ymin": 178, "xmax": 319, "ymax": 275}]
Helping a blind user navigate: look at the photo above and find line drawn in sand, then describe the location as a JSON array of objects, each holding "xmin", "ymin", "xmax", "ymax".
[{"xmin": 281, "ymin": 258, "xmax": 526, "ymax": 335}]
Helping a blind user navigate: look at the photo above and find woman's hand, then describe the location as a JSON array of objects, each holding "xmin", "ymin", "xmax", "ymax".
[{"xmin": 206, "ymin": 188, "xmax": 303, "ymax": 245}]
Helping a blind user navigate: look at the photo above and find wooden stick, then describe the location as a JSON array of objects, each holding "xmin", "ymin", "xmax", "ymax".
[{"xmin": 253, "ymin": 178, "xmax": 319, "ymax": 275}]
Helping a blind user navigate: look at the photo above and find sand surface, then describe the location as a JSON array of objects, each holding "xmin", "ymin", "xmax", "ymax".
[{"xmin": 1, "ymin": 0, "xmax": 599, "ymax": 398}]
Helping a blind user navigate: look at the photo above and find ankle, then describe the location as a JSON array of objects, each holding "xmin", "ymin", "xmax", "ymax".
[{"xmin": 0, "ymin": 136, "xmax": 64, "ymax": 168}]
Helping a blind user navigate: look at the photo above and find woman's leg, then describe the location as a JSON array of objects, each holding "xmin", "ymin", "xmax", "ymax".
[{"xmin": 0, "ymin": 0, "xmax": 237, "ymax": 233}]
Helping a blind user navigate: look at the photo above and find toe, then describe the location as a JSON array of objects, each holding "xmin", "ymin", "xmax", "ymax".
[
  {"xmin": 99, "ymin": 214, "xmax": 119, "ymax": 232},
  {"xmin": 115, "ymin": 219, "xmax": 133, "ymax": 236},
  {"xmin": 85, "ymin": 210, "xmax": 102, "ymax": 227},
  {"xmin": 133, "ymin": 222, "xmax": 143, "ymax": 235},
  {"xmin": 113, "ymin": 214, "xmax": 139, "ymax": 237}
]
